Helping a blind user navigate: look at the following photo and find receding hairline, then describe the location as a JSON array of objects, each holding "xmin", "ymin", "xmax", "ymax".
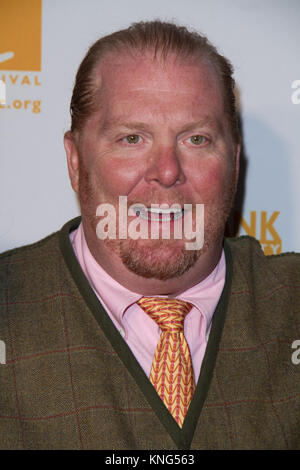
[
  {"xmin": 79, "ymin": 46, "xmax": 228, "ymax": 126},
  {"xmin": 73, "ymin": 50, "xmax": 238, "ymax": 155},
  {"xmin": 89, "ymin": 43, "xmax": 226, "ymax": 88},
  {"xmin": 70, "ymin": 20, "xmax": 240, "ymax": 143}
]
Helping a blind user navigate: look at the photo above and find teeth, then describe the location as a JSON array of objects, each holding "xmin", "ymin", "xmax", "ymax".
[
  {"xmin": 133, "ymin": 206, "xmax": 184, "ymax": 221},
  {"xmin": 147, "ymin": 208, "xmax": 182, "ymax": 214}
]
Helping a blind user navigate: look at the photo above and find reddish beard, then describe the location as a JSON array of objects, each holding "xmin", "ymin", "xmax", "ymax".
[{"xmin": 78, "ymin": 161, "xmax": 236, "ymax": 281}]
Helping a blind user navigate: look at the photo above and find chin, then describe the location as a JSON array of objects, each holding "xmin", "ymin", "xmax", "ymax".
[
  {"xmin": 105, "ymin": 237, "xmax": 200, "ymax": 281},
  {"xmin": 99, "ymin": 203, "xmax": 228, "ymax": 281}
]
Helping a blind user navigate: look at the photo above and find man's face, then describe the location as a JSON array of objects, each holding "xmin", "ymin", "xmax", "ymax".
[{"xmin": 65, "ymin": 52, "xmax": 239, "ymax": 282}]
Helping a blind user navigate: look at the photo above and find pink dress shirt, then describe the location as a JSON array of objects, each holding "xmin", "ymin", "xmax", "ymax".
[{"xmin": 70, "ymin": 223, "xmax": 226, "ymax": 384}]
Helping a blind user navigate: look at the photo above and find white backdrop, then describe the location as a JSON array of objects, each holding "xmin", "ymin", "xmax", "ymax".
[{"xmin": 1, "ymin": 0, "xmax": 300, "ymax": 254}]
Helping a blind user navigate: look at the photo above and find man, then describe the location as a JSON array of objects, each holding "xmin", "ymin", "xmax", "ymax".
[{"xmin": 0, "ymin": 21, "xmax": 299, "ymax": 450}]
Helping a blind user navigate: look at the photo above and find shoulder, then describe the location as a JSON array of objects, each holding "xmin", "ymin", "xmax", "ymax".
[
  {"xmin": 0, "ymin": 230, "xmax": 61, "ymax": 274},
  {"xmin": 225, "ymin": 235, "xmax": 300, "ymax": 268},
  {"xmin": 0, "ymin": 217, "xmax": 81, "ymax": 266},
  {"xmin": 0, "ymin": 231, "xmax": 62, "ymax": 308},
  {"xmin": 223, "ymin": 236, "xmax": 300, "ymax": 341},
  {"xmin": 225, "ymin": 235, "xmax": 300, "ymax": 289},
  {"xmin": 0, "ymin": 217, "xmax": 81, "ymax": 303}
]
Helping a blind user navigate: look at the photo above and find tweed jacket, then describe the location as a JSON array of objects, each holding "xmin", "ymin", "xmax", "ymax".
[{"xmin": 0, "ymin": 217, "xmax": 299, "ymax": 450}]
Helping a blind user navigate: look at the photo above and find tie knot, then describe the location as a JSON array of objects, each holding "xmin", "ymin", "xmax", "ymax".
[{"xmin": 137, "ymin": 297, "xmax": 192, "ymax": 332}]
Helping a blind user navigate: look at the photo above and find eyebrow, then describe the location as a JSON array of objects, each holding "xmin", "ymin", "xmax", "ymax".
[
  {"xmin": 101, "ymin": 120, "xmax": 152, "ymax": 134},
  {"xmin": 101, "ymin": 116, "xmax": 222, "ymax": 135},
  {"xmin": 179, "ymin": 117, "xmax": 222, "ymax": 133}
]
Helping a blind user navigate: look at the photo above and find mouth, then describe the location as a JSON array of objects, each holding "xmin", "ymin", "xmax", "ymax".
[{"xmin": 132, "ymin": 206, "xmax": 185, "ymax": 222}]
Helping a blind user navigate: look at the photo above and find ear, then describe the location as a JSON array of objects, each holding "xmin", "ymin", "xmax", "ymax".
[
  {"xmin": 234, "ymin": 142, "xmax": 241, "ymax": 187},
  {"xmin": 64, "ymin": 131, "xmax": 80, "ymax": 193}
]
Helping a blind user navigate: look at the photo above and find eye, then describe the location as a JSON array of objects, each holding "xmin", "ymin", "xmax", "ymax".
[
  {"xmin": 187, "ymin": 135, "xmax": 207, "ymax": 145},
  {"xmin": 124, "ymin": 134, "xmax": 142, "ymax": 144}
]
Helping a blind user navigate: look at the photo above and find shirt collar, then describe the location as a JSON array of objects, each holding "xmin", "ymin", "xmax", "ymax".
[
  {"xmin": 70, "ymin": 223, "xmax": 141, "ymax": 325},
  {"xmin": 175, "ymin": 250, "xmax": 226, "ymax": 329},
  {"xmin": 70, "ymin": 222, "xmax": 225, "ymax": 329}
]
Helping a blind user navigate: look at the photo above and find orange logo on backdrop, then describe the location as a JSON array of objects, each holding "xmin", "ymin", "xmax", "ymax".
[
  {"xmin": 0, "ymin": 0, "xmax": 42, "ymax": 71},
  {"xmin": 240, "ymin": 211, "xmax": 282, "ymax": 255},
  {"xmin": 226, "ymin": 211, "xmax": 282, "ymax": 255}
]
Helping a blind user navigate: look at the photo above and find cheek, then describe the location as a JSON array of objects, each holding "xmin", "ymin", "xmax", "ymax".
[
  {"xmin": 90, "ymin": 155, "xmax": 145, "ymax": 199},
  {"xmin": 188, "ymin": 158, "xmax": 232, "ymax": 202}
]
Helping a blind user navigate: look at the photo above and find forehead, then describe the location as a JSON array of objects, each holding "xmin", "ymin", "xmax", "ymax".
[{"xmin": 90, "ymin": 51, "xmax": 225, "ymax": 127}]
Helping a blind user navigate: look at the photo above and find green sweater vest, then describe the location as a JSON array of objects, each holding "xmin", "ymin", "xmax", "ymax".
[{"xmin": 0, "ymin": 217, "xmax": 299, "ymax": 449}]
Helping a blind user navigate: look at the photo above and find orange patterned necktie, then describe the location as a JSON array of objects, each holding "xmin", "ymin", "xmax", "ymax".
[{"xmin": 137, "ymin": 297, "xmax": 195, "ymax": 428}]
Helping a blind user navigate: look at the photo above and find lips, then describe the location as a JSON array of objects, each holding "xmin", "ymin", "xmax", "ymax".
[{"xmin": 132, "ymin": 206, "xmax": 185, "ymax": 222}]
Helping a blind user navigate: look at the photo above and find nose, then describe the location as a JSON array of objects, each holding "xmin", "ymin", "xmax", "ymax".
[{"xmin": 144, "ymin": 143, "xmax": 185, "ymax": 188}]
